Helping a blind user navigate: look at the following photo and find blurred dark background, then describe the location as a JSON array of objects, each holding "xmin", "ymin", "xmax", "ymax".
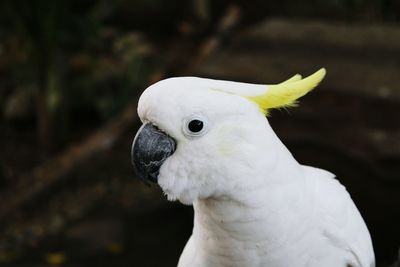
[{"xmin": 0, "ymin": 0, "xmax": 399, "ymax": 266}]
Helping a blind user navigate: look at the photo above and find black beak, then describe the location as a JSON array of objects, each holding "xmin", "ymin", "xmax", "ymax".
[{"xmin": 131, "ymin": 123, "xmax": 176, "ymax": 184}]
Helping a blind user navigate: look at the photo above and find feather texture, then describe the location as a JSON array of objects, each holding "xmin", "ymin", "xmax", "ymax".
[
  {"xmin": 246, "ymin": 68, "xmax": 326, "ymax": 114},
  {"xmin": 134, "ymin": 70, "xmax": 374, "ymax": 267}
]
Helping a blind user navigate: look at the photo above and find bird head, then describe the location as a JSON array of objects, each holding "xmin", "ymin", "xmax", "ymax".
[{"xmin": 131, "ymin": 69, "xmax": 326, "ymax": 204}]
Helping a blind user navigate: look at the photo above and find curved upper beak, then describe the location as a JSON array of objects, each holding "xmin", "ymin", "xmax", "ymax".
[{"xmin": 131, "ymin": 123, "xmax": 176, "ymax": 184}]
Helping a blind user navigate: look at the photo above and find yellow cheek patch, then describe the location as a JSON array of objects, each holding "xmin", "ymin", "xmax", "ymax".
[
  {"xmin": 217, "ymin": 143, "xmax": 231, "ymax": 156},
  {"xmin": 246, "ymin": 68, "xmax": 326, "ymax": 115},
  {"xmin": 216, "ymin": 125, "xmax": 243, "ymax": 156},
  {"xmin": 216, "ymin": 126, "xmax": 234, "ymax": 156}
]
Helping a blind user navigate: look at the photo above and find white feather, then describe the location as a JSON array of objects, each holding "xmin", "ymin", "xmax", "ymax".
[{"xmin": 137, "ymin": 76, "xmax": 375, "ymax": 267}]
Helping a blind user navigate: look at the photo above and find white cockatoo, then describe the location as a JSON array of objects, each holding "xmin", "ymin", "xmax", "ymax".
[{"xmin": 131, "ymin": 69, "xmax": 375, "ymax": 267}]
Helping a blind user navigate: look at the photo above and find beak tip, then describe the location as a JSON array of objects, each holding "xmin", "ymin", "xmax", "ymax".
[{"xmin": 131, "ymin": 123, "xmax": 176, "ymax": 185}]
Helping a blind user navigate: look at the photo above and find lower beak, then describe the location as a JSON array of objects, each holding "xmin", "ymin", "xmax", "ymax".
[{"xmin": 131, "ymin": 123, "xmax": 176, "ymax": 184}]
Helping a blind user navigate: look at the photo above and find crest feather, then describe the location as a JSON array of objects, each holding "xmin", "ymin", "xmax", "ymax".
[
  {"xmin": 279, "ymin": 74, "xmax": 302, "ymax": 84},
  {"xmin": 246, "ymin": 68, "xmax": 326, "ymax": 115}
]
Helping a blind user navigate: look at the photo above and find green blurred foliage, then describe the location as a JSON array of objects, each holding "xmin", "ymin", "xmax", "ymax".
[
  {"xmin": 69, "ymin": 32, "xmax": 156, "ymax": 120},
  {"xmin": 0, "ymin": 0, "xmax": 398, "ymax": 146},
  {"xmin": 0, "ymin": 0, "xmax": 160, "ymax": 147}
]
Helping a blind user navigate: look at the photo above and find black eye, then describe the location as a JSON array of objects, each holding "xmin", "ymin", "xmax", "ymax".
[{"xmin": 188, "ymin": 120, "xmax": 203, "ymax": 133}]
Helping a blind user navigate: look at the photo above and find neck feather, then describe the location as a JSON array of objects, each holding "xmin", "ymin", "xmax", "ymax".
[{"xmin": 192, "ymin": 147, "xmax": 312, "ymax": 248}]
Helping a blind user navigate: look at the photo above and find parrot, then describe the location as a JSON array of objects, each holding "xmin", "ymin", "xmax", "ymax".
[{"xmin": 131, "ymin": 68, "xmax": 375, "ymax": 267}]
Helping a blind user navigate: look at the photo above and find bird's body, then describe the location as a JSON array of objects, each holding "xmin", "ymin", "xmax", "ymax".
[
  {"xmin": 131, "ymin": 69, "xmax": 375, "ymax": 267},
  {"xmin": 180, "ymin": 167, "xmax": 373, "ymax": 267},
  {"xmin": 177, "ymin": 116, "xmax": 374, "ymax": 267}
]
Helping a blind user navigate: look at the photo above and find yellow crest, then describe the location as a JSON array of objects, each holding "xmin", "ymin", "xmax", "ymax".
[{"xmin": 246, "ymin": 68, "xmax": 326, "ymax": 115}]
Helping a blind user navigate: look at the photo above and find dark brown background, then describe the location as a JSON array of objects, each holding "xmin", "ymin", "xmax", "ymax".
[{"xmin": 0, "ymin": 0, "xmax": 399, "ymax": 266}]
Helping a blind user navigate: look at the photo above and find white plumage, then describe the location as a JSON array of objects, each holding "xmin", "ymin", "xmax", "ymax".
[{"xmin": 134, "ymin": 71, "xmax": 375, "ymax": 267}]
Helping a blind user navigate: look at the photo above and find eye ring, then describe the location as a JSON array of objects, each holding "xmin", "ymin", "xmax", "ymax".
[{"xmin": 183, "ymin": 115, "xmax": 208, "ymax": 137}]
